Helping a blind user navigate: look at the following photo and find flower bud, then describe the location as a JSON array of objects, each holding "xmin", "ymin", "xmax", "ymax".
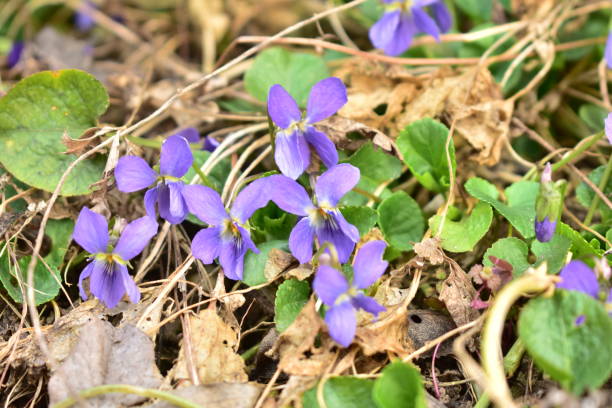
[{"xmin": 534, "ymin": 163, "xmax": 565, "ymax": 242}]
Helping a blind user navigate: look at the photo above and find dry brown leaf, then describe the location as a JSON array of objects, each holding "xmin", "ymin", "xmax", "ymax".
[
  {"xmin": 170, "ymin": 308, "xmax": 248, "ymax": 385},
  {"xmin": 317, "ymin": 116, "xmax": 398, "ymax": 154},
  {"xmin": 286, "ymin": 265, "xmax": 313, "ymax": 281},
  {"xmin": 355, "ymin": 305, "xmax": 413, "ymax": 357},
  {"xmin": 150, "ymin": 383, "xmax": 262, "ymax": 408},
  {"xmin": 61, "ymin": 128, "xmax": 102, "ymax": 155},
  {"xmin": 268, "ymin": 299, "xmax": 334, "ymax": 376},
  {"xmin": 264, "ymin": 248, "xmax": 295, "ymax": 281},
  {"xmin": 48, "ymin": 317, "xmax": 162, "ymax": 407},
  {"xmin": 413, "ymin": 237, "xmax": 445, "ymax": 265},
  {"xmin": 439, "ymin": 260, "xmax": 480, "ymax": 327}
]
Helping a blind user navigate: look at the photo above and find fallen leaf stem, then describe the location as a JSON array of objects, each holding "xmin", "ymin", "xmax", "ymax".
[
  {"xmin": 50, "ymin": 384, "xmax": 201, "ymax": 408},
  {"xmin": 480, "ymin": 272, "xmax": 557, "ymax": 407}
]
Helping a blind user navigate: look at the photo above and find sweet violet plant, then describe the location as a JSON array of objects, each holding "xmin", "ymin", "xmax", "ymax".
[
  {"xmin": 267, "ymin": 77, "xmax": 347, "ymax": 179},
  {"xmin": 266, "ymin": 164, "xmax": 360, "ymax": 264},
  {"xmin": 115, "ymin": 134, "xmax": 194, "ymax": 224},
  {"xmin": 183, "ymin": 178, "xmax": 271, "ymax": 280},
  {"xmin": 557, "ymin": 259, "xmax": 612, "ymax": 319},
  {"xmin": 369, "ymin": 0, "xmax": 451, "ymax": 56},
  {"xmin": 73, "ymin": 208, "xmax": 158, "ymax": 308},
  {"xmin": 313, "ymin": 240, "xmax": 388, "ymax": 347}
]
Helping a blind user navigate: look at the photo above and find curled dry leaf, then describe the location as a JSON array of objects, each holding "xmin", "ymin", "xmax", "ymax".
[
  {"xmin": 439, "ymin": 260, "xmax": 480, "ymax": 327},
  {"xmin": 336, "ymin": 61, "xmax": 512, "ymax": 165},
  {"xmin": 264, "ymin": 247, "xmax": 295, "ymax": 281},
  {"xmin": 150, "ymin": 383, "xmax": 262, "ymax": 408},
  {"xmin": 48, "ymin": 317, "xmax": 162, "ymax": 407},
  {"xmin": 61, "ymin": 128, "xmax": 102, "ymax": 155},
  {"xmin": 414, "ymin": 237, "xmax": 445, "ymax": 266},
  {"xmin": 268, "ymin": 299, "xmax": 335, "ymax": 376},
  {"xmin": 170, "ymin": 308, "xmax": 248, "ymax": 385},
  {"xmin": 317, "ymin": 116, "xmax": 398, "ymax": 154}
]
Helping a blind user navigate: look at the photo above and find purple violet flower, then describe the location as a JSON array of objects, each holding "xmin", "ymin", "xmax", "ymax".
[
  {"xmin": 534, "ymin": 216, "xmax": 557, "ymax": 243},
  {"xmin": 267, "ymin": 164, "xmax": 360, "ymax": 264},
  {"xmin": 73, "ymin": 208, "xmax": 158, "ymax": 308},
  {"xmin": 203, "ymin": 135, "xmax": 220, "ymax": 152},
  {"xmin": 267, "ymin": 77, "xmax": 347, "ymax": 179},
  {"xmin": 605, "ymin": 31, "xmax": 612, "ymax": 69},
  {"xmin": 557, "ymin": 260, "xmax": 600, "ymax": 298},
  {"xmin": 174, "ymin": 128, "xmax": 200, "ymax": 144},
  {"xmin": 183, "ymin": 178, "xmax": 271, "ymax": 280},
  {"xmin": 369, "ymin": 0, "xmax": 451, "ymax": 56},
  {"xmin": 115, "ymin": 135, "xmax": 194, "ymax": 224},
  {"xmin": 313, "ymin": 240, "xmax": 388, "ymax": 347},
  {"xmin": 7, "ymin": 41, "xmax": 24, "ymax": 69},
  {"xmin": 605, "ymin": 112, "xmax": 612, "ymax": 145},
  {"xmin": 75, "ymin": 1, "xmax": 96, "ymax": 32}
]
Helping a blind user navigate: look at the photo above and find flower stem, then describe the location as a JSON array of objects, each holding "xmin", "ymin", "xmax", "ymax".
[
  {"xmin": 583, "ymin": 154, "xmax": 612, "ymax": 226},
  {"xmin": 50, "ymin": 384, "xmax": 201, "ymax": 408},
  {"xmin": 480, "ymin": 269, "xmax": 557, "ymax": 408},
  {"xmin": 550, "ymin": 131, "xmax": 604, "ymax": 173}
]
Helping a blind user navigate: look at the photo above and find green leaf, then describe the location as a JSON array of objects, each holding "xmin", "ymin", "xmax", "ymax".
[
  {"xmin": 483, "ymin": 237, "xmax": 530, "ymax": 277},
  {"xmin": 576, "ymin": 165, "xmax": 612, "ymax": 222},
  {"xmin": 531, "ymin": 234, "xmax": 572, "ymax": 274},
  {"xmin": 243, "ymin": 240, "xmax": 289, "ymax": 287},
  {"xmin": 341, "ymin": 206, "xmax": 378, "ymax": 237},
  {"xmin": 303, "ymin": 377, "xmax": 376, "ymax": 408},
  {"xmin": 396, "ymin": 118, "xmax": 456, "ymax": 193},
  {"xmin": 0, "ymin": 218, "xmax": 73, "ymax": 304},
  {"xmin": 557, "ymin": 222, "xmax": 604, "ymax": 258},
  {"xmin": 578, "ymin": 104, "xmax": 608, "ymax": 132},
  {"xmin": 519, "ymin": 291, "xmax": 612, "ymax": 394},
  {"xmin": 465, "ymin": 178, "xmax": 539, "ymax": 239},
  {"xmin": 274, "ymin": 279, "xmax": 310, "ymax": 332},
  {"xmin": 0, "ymin": 70, "xmax": 109, "ymax": 196},
  {"xmin": 377, "ymin": 192, "xmax": 424, "ymax": 251},
  {"xmin": 429, "ymin": 202, "xmax": 493, "ymax": 253},
  {"xmin": 346, "ymin": 142, "xmax": 402, "ymax": 183},
  {"xmin": 341, "ymin": 175, "xmax": 393, "ymax": 207},
  {"xmin": 372, "ymin": 361, "xmax": 427, "ymax": 408},
  {"xmin": 244, "ymin": 47, "xmax": 329, "ymax": 107},
  {"xmin": 455, "ymin": 0, "xmax": 492, "ymax": 20},
  {"xmin": 250, "ymin": 202, "xmax": 297, "ymax": 241}
]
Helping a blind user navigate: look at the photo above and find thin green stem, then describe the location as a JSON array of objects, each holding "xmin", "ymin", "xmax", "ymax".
[
  {"xmin": 190, "ymin": 162, "xmax": 215, "ymax": 188},
  {"xmin": 241, "ymin": 343, "xmax": 260, "ymax": 361},
  {"xmin": 126, "ymin": 135, "xmax": 163, "ymax": 149},
  {"xmin": 550, "ymin": 131, "xmax": 604, "ymax": 173},
  {"xmin": 50, "ymin": 384, "xmax": 201, "ymax": 408},
  {"xmin": 584, "ymin": 155, "xmax": 612, "ymax": 226}
]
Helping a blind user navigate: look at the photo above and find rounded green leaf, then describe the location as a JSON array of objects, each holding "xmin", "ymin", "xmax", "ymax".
[
  {"xmin": 244, "ymin": 47, "xmax": 330, "ymax": 107},
  {"xmin": 373, "ymin": 361, "xmax": 427, "ymax": 408},
  {"xmin": 340, "ymin": 206, "xmax": 378, "ymax": 237},
  {"xmin": 397, "ymin": 118, "xmax": 456, "ymax": 193},
  {"xmin": 465, "ymin": 178, "xmax": 539, "ymax": 239},
  {"xmin": 0, "ymin": 70, "xmax": 109, "ymax": 196},
  {"xmin": 303, "ymin": 377, "xmax": 376, "ymax": 408},
  {"xmin": 274, "ymin": 279, "xmax": 310, "ymax": 332},
  {"xmin": 519, "ymin": 291, "xmax": 612, "ymax": 395},
  {"xmin": 429, "ymin": 202, "xmax": 493, "ymax": 253},
  {"xmin": 531, "ymin": 234, "xmax": 572, "ymax": 275},
  {"xmin": 0, "ymin": 218, "xmax": 74, "ymax": 305},
  {"xmin": 346, "ymin": 142, "xmax": 402, "ymax": 183},
  {"xmin": 377, "ymin": 192, "xmax": 424, "ymax": 251}
]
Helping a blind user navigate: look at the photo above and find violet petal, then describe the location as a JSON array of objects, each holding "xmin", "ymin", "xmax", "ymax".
[
  {"xmin": 306, "ymin": 77, "xmax": 348, "ymax": 123},
  {"xmin": 304, "ymin": 127, "xmax": 338, "ymax": 168},
  {"xmin": 182, "ymin": 184, "xmax": 228, "ymax": 225},
  {"xmin": 160, "ymin": 135, "xmax": 193, "ymax": 178},
  {"xmin": 231, "ymin": 177, "xmax": 272, "ymax": 224},
  {"xmin": 113, "ymin": 216, "xmax": 158, "ymax": 261},
  {"xmin": 352, "ymin": 293, "xmax": 385, "ymax": 317},
  {"xmin": 191, "ymin": 226, "xmax": 223, "ymax": 264},
  {"xmin": 315, "ymin": 164, "xmax": 360, "ymax": 207},
  {"xmin": 144, "ymin": 186, "xmax": 159, "ymax": 218},
  {"xmin": 267, "ymin": 175, "xmax": 314, "ymax": 216},
  {"xmin": 558, "ymin": 260, "xmax": 600, "ymax": 298},
  {"xmin": 412, "ymin": 5, "xmax": 441, "ymax": 41},
  {"xmin": 288, "ymin": 217, "xmax": 316, "ymax": 264},
  {"xmin": 352, "ymin": 240, "xmax": 388, "ymax": 289},
  {"xmin": 325, "ymin": 301, "xmax": 356, "ymax": 347},
  {"xmin": 89, "ymin": 261, "xmax": 126, "ymax": 308},
  {"xmin": 267, "ymin": 84, "xmax": 302, "ymax": 129},
  {"xmin": 78, "ymin": 261, "xmax": 96, "ymax": 300},
  {"xmin": 313, "ymin": 264, "xmax": 349, "ymax": 306},
  {"xmin": 115, "ymin": 156, "xmax": 158, "ymax": 193},
  {"xmin": 274, "ymin": 130, "xmax": 310, "ymax": 180},
  {"xmin": 73, "ymin": 207, "xmax": 109, "ymax": 254},
  {"xmin": 219, "ymin": 239, "xmax": 246, "ymax": 280}
]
